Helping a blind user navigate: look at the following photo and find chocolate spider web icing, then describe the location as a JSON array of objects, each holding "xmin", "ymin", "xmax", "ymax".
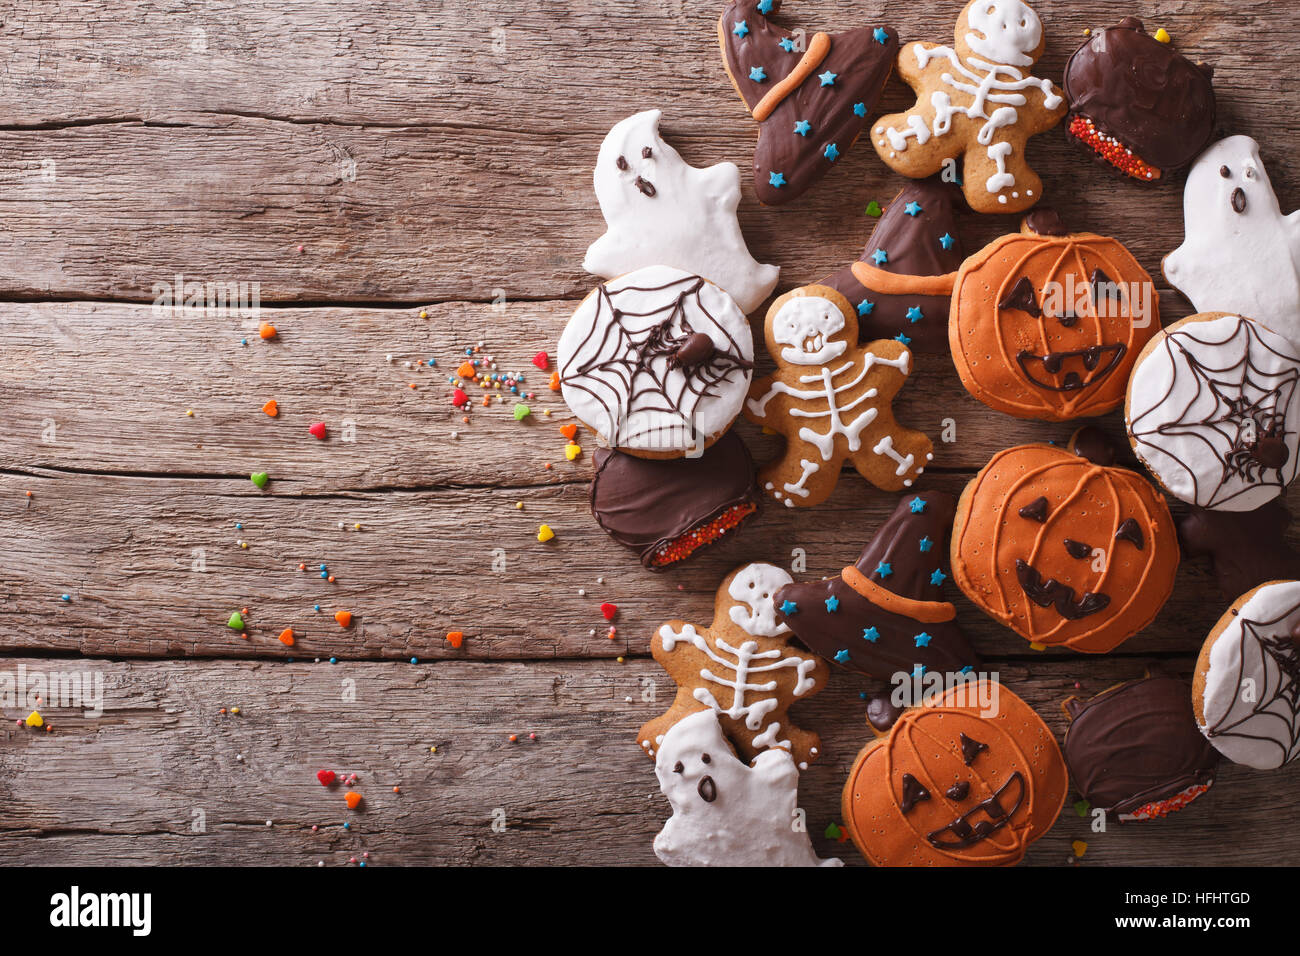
[
  {"xmin": 560, "ymin": 273, "xmax": 753, "ymax": 448},
  {"xmin": 1207, "ymin": 602, "xmax": 1300, "ymax": 766},
  {"xmin": 1129, "ymin": 317, "xmax": 1300, "ymax": 508}
]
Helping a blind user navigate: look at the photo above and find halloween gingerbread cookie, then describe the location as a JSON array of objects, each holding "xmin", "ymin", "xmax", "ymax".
[
  {"xmin": 1195, "ymin": 580, "xmax": 1300, "ymax": 771},
  {"xmin": 584, "ymin": 110, "xmax": 779, "ymax": 314},
  {"xmin": 842, "ymin": 678, "xmax": 1068, "ymax": 866},
  {"xmin": 871, "ymin": 0, "xmax": 1065, "ymax": 214},
  {"xmin": 951, "ymin": 432, "xmax": 1179, "ymax": 653},
  {"xmin": 591, "ymin": 430, "xmax": 759, "ymax": 570},
  {"xmin": 818, "ymin": 178, "xmax": 964, "ymax": 353},
  {"xmin": 638, "ymin": 563, "xmax": 829, "ymax": 769},
  {"xmin": 1064, "ymin": 676, "xmax": 1218, "ymax": 821},
  {"xmin": 1178, "ymin": 500, "xmax": 1300, "ymax": 599},
  {"xmin": 1126, "ymin": 312, "xmax": 1300, "ymax": 511},
  {"xmin": 1064, "ymin": 18, "xmax": 1214, "ymax": 184},
  {"xmin": 744, "ymin": 285, "xmax": 933, "ymax": 508},
  {"xmin": 558, "ymin": 265, "xmax": 754, "ymax": 458},
  {"xmin": 719, "ymin": 0, "xmax": 898, "ymax": 205},
  {"xmin": 654, "ymin": 709, "xmax": 842, "ymax": 867},
  {"xmin": 950, "ymin": 209, "xmax": 1159, "ymax": 421},
  {"xmin": 1164, "ymin": 136, "xmax": 1300, "ymax": 340},
  {"xmin": 775, "ymin": 490, "xmax": 982, "ymax": 680}
]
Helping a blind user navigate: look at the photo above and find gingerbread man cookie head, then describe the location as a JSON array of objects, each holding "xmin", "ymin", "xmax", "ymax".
[
  {"xmin": 961, "ymin": 0, "xmax": 1045, "ymax": 67},
  {"xmin": 726, "ymin": 561, "xmax": 791, "ymax": 636},
  {"xmin": 768, "ymin": 290, "xmax": 853, "ymax": 366}
]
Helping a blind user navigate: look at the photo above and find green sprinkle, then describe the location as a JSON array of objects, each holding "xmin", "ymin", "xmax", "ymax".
[
  {"xmin": 227, "ymin": 611, "xmax": 245, "ymax": 630},
  {"xmin": 865, "ymin": 200, "xmax": 883, "ymax": 217},
  {"xmin": 513, "ymin": 403, "xmax": 531, "ymax": 421},
  {"xmin": 250, "ymin": 471, "xmax": 269, "ymax": 489}
]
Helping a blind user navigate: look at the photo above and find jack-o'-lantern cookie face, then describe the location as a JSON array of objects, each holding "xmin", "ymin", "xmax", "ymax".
[
  {"xmin": 951, "ymin": 433, "xmax": 1179, "ymax": 653},
  {"xmin": 950, "ymin": 210, "xmax": 1159, "ymax": 421},
  {"xmin": 842, "ymin": 678, "xmax": 1067, "ymax": 866}
]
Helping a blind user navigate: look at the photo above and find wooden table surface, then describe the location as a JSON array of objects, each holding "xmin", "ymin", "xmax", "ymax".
[{"xmin": 2, "ymin": 0, "xmax": 1299, "ymax": 866}]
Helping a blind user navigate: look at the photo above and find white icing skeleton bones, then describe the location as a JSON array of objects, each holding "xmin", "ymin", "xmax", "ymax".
[
  {"xmin": 871, "ymin": 0, "xmax": 1065, "ymax": 213},
  {"xmin": 745, "ymin": 290, "xmax": 934, "ymax": 508},
  {"xmin": 637, "ymin": 563, "xmax": 828, "ymax": 769}
]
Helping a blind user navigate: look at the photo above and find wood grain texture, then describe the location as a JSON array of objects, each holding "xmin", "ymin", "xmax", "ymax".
[
  {"xmin": 2, "ymin": 0, "xmax": 1299, "ymax": 865},
  {"xmin": 1, "ymin": 656, "xmax": 1296, "ymax": 866}
]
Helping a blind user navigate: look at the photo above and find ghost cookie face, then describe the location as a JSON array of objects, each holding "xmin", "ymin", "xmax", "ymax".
[
  {"xmin": 744, "ymin": 285, "xmax": 933, "ymax": 508},
  {"xmin": 719, "ymin": 0, "xmax": 899, "ymax": 205},
  {"xmin": 638, "ymin": 563, "xmax": 828, "ymax": 769},
  {"xmin": 558, "ymin": 266, "xmax": 754, "ymax": 459},
  {"xmin": 951, "ymin": 438, "xmax": 1179, "ymax": 653},
  {"xmin": 842, "ymin": 679, "xmax": 1068, "ymax": 866},
  {"xmin": 951, "ymin": 210, "xmax": 1160, "ymax": 421},
  {"xmin": 1064, "ymin": 676, "xmax": 1218, "ymax": 821},
  {"xmin": 1163, "ymin": 136, "xmax": 1300, "ymax": 338},
  {"xmin": 1126, "ymin": 312, "xmax": 1300, "ymax": 511},
  {"xmin": 871, "ymin": 0, "xmax": 1066, "ymax": 214},
  {"xmin": 653, "ymin": 710, "xmax": 842, "ymax": 867},
  {"xmin": 583, "ymin": 110, "xmax": 779, "ymax": 314},
  {"xmin": 1064, "ymin": 17, "xmax": 1215, "ymax": 183},
  {"xmin": 1195, "ymin": 581, "xmax": 1300, "ymax": 771}
]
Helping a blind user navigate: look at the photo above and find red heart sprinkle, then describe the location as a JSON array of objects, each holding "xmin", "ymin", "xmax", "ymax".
[
  {"xmin": 316, "ymin": 770, "xmax": 336, "ymax": 787},
  {"xmin": 452, "ymin": 388, "xmax": 469, "ymax": 407},
  {"xmin": 308, "ymin": 422, "xmax": 327, "ymax": 440},
  {"xmin": 532, "ymin": 351, "xmax": 549, "ymax": 370},
  {"xmin": 600, "ymin": 602, "xmax": 618, "ymax": 621}
]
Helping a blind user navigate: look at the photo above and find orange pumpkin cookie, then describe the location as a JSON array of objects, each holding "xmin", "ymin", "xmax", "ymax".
[
  {"xmin": 870, "ymin": 0, "xmax": 1066, "ymax": 214},
  {"xmin": 951, "ymin": 430, "xmax": 1179, "ymax": 653},
  {"xmin": 842, "ymin": 677, "xmax": 1067, "ymax": 866},
  {"xmin": 745, "ymin": 285, "xmax": 933, "ymax": 508},
  {"xmin": 950, "ymin": 209, "xmax": 1159, "ymax": 421}
]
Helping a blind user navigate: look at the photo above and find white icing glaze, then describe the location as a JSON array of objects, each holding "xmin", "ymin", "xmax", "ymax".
[
  {"xmin": 583, "ymin": 110, "xmax": 779, "ymax": 315},
  {"xmin": 558, "ymin": 265, "xmax": 753, "ymax": 454},
  {"xmin": 1127, "ymin": 314, "xmax": 1300, "ymax": 511},
  {"xmin": 652, "ymin": 710, "xmax": 841, "ymax": 867},
  {"xmin": 726, "ymin": 562, "xmax": 793, "ymax": 636},
  {"xmin": 1165, "ymin": 136, "xmax": 1300, "ymax": 340},
  {"xmin": 1200, "ymin": 580, "xmax": 1300, "ymax": 770},
  {"xmin": 965, "ymin": 0, "xmax": 1042, "ymax": 67},
  {"xmin": 769, "ymin": 296, "xmax": 848, "ymax": 366}
]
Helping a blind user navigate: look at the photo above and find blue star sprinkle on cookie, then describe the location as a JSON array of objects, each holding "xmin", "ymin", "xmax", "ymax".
[
  {"xmin": 853, "ymin": 102, "xmax": 867, "ymax": 117},
  {"xmin": 857, "ymin": 299, "xmax": 875, "ymax": 316},
  {"xmin": 904, "ymin": 201, "xmax": 923, "ymax": 216},
  {"xmin": 757, "ymin": 0, "xmax": 773, "ymax": 13},
  {"xmin": 794, "ymin": 119, "xmax": 811, "ymax": 136},
  {"xmin": 914, "ymin": 632, "xmax": 932, "ymax": 648},
  {"xmin": 930, "ymin": 569, "xmax": 948, "ymax": 586},
  {"xmin": 779, "ymin": 599, "xmax": 799, "ymax": 615},
  {"xmin": 824, "ymin": 143, "xmax": 839, "ymax": 161},
  {"xmin": 909, "ymin": 496, "xmax": 927, "ymax": 514},
  {"xmin": 779, "ymin": 37, "xmax": 796, "ymax": 52},
  {"xmin": 733, "ymin": 20, "xmax": 749, "ymax": 38},
  {"xmin": 895, "ymin": 332, "xmax": 912, "ymax": 345},
  {"xmin": 825, "ymin": 595, "xmax": 840, "ymax": 612},
  {"xmin": 834, "ymin": 649, "xmax": 852, "ymax": 663},
  {"xmin": 871, "ymin": 248, "xmax": 889, "ymax": 265},
  {"xmin": 749, "ymin": 66, "xmax": 767, "ymax": 82},
  {"xmin": 875, "ymin": 561, "xmax": 892, "ymax": 578},
  {"xmin": 906, "ymin": 306, "xmax": 924, "ymax": 323},
  {"xmin": 818, "ymin": 70, "xmax": 837, "ymax": 87},
  {"xmin": 939, "ymin": 233, "xmax": 955, "ymax": 250},
  {"xmin": 873, "ymin": 27, "xmax": 890, "ymax": 44},
  {"xmin": 862, "ymin": 626, "xmax": 880, "ymax": 642},
  {"xmin": 769, "ymin": 171, "xmax": 786, "ymax": 188},
  {"xmin": 919, "ymin": 536, "xmax": 933, "ymax": 553}
]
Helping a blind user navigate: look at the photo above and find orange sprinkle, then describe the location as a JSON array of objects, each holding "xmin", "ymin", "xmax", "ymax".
[
  {"xmin": 445, "ymin": 630, "xmax": 464, "ymax": 648},
  {"xmin": 457, "ymin": 361, "xmax": 476, "ymax": 378},
  {"xmin": 258, "ymin": 322, "xmax": 277, "ymax": 340},
  {"xmin": 327, "ymin": 575, "xmax": 335, "ymax": 583},
  {"xmin": 409, "ymin": 382, "xmax": 418, "ymax": 389},
  {"xmin": 345, "ymin": 791, "xmax": 363, "ymax": 810},
  {"xmin": 334, "ymin": 610, "xmax": 353, "ymax": 627},
  {"xmin": 509, "ymin": 734, "xmax": 518, "ymax": 743},
  {"xmin": 560, "ymin": 423, "xmax": 578, "ymax": 440},
  {"xmin": 262, "ymin": 399, "xmax": 279, "ymax": 417},
  {"xmin": 277, "ymin": 628, "xmax": 295, "ymax": 646},
  {"xmin": 392, "ymin": 786, "xmax": 400, "ymax": 793},
  {"xmin": 548, "ymin": 371, "xmax": 561, "ymax": 391}
]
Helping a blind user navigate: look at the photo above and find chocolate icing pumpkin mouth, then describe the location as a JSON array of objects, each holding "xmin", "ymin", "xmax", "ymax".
[
  {"xmin": 1015, "ymin": 559, "xmax": 1110, "ymax": 620},
  {"xmin": 1016, "ymin": 343, "xmax": 1126, "ymax": 392},
  {"xmin": 926, "ymin": 771, "xmax": 1025, "ymax": 849}
]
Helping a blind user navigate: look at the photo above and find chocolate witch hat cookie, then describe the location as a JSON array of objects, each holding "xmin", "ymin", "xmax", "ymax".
[
  {"xmin": 719, "ymin": 0, "xmax": 898, "ymax": 205},
  {"xmin": 819, "ymin": 178, "xmax": 963, "ymax": 352},
  {"xmin": 1177, "ymin": 499, "xmax": 1300, "ymax": 599},
  {"xmin": 774, "ymin": 490, "xmax": 982, "ymax": 679}
]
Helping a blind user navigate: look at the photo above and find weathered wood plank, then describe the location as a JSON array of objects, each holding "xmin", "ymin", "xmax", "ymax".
[
  {"xmin": 0, "ymin": 2, "xmax": 1296, "ymax": 302},
  {"xmin": 0, "ymin": 298, "xmax": 1158, "ymax": 487},
  {"xmin": 0, "ymin": 466, "xmax": 1286, "ymax": 660},
  {"xmin": 0, "ymin": 656, "xmax": 1294, "ymax": 866}
]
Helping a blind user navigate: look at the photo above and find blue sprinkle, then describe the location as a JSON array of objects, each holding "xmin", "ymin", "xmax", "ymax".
[
  {"xmin": 914, "ymin": 632, "xmax": 932, "ymax": 648},
  {"xmin": 906, "ymin": 306, "xmax": 924, "ymax": 323},
  {"xmin": 871, "ymin": 248, "xmax": 889, "ymax": 265},
  {"xmin": 733, "ymin": 20, "xmax": 749, "ymax": 38},
  {"xmin": 930, "ymin": 569, "xmax": 948, "ymax": 586},
  {"xmin": 857, "ymin": 300, "xmax": 875, "ymax": 316},
  {"xmin": 862, "ymin": 626, "xmax": 880, "ymax": 642},
  {"xmin": 779, "ymin": 599, "xmax": 799, "ymax": 615},
  {"xmin": 853, "ymin": 102, "xmax": 867, "ymax": 117},
  {"xmin": 834, "ymin": 649, "xmax": 851, "ymax": 663},
  {"xmin": 749, "ymin": 66, "xmax": 767, "ymax": 83},
  {"xmin": 818, "ymin": 70, "xmax": 837, "ymax": 87},
  {"xmin": 410, "ymin": 657, "xmax": 419, "ymax": 664},
  {"xmin": 873, "ymin": 27, "xmax": 889, "ymax": 44},
  {"xmin": 909, "ymin": 496, "xmax": 926, "ymax": 513}
]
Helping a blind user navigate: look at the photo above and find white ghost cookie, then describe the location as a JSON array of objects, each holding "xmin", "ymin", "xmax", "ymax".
[
  {"xmin": 584, "ymin": 110, "xmax": 779, "ymax": 315},
  {"xmin": 1164, "ymin": 136, "xmax": 1300, "ymax": 340},
  {"xmin": 652, "ymin": 709, "xmax": 842, "ymax": 867}
]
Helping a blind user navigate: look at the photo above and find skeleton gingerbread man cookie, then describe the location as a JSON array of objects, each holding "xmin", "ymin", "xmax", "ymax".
[
  {"xmin": 871, "ymin": 0, "xmax": 1066, "ymax": 214},
  {"xmin": 638, "ymin": 563, "xmax": 829, "ymax": 769},
  {"xmin": 745, "ymin": 285, "xmax": 933, "ymax": 508}
]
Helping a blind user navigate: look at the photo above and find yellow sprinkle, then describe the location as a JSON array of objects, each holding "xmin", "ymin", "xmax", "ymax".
[
  {"xmin": 231, "ymin": 706, "xmax": 241, "ymax": 715},
  {"xmin": 240, "ymin": 541, "xmax": 248, "ymax": 549},
  {"xmin": 1154, "ymin": 27, "xmax": 1170, "ymax": 43},
  {"xmin": 1029, "ymin": 641, "xmax": 1046, "ymax": 651},
  {"xmin": 564, "ymin": 442, "xmax": 582, "ymax": 461},
  {"xmin": 543, "ymin": 409, "xmax": 552, "ymax": 416},
  {"xmin": 1072, "ymin": 840, "xmax": 1088, "ymax": 858},
  {"xmin": 515, "ymin": 501, "xmax": 524, "ymax": 509},
  {"xmin": 353, "ymin": 523, "xmax": 362, "ymax": 531},
  {"xmin": 537, "ymin": 523, "xmax": 555, "ymax": 543},
  {"xmin": 419, "ymin": 310, "xmax": 429, "ymax": 319},
  {"xmin": 185, "ymin": 409, "xmax": 194, "ymax": 417},
  {"xmin": 616, "ymin": 656, "xmax": 625, "ymax": 664},
  {"xmin": 25, "ymin": 710, "xmax": 43, "ymax": 727},
  {"xmin": 1083, "ymin": 27, "xmax": 1091, "ymax": 35},
  {"xmin": 430, "ymin": 746, "xmax": 437, "ymax": 753}
]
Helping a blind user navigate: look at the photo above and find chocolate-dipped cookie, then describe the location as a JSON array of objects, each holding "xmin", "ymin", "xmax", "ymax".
[
  {"xmin": 591, "ymin": 430, "xmax": 759, "ymax": 570},
  {"xmin": 775, "ymin": 490, "xmax": 981, "ymax": 680},
  {"xmin": 719, "ymin": 0, "xmax": 898, "ymax": 205},
  {"xmin": 1178, "ymin": 499, "xmax": 1300, "ymax": 598},
  {"xmin": 1063, "ymin": 676, "xmax": 1219, "ymax": 822},
  {"xmin": 818, "ymin": 178, "xmax": 963, "ymax": 352},
  {"xmin": 1064, "ymin": 18, "xmax": 1215, "ymax": 183}
]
